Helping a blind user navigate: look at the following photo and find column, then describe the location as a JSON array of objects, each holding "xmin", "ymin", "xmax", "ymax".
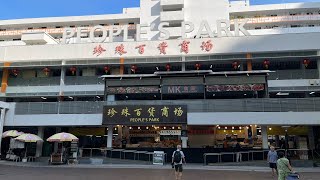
[
  {"xmin": 36, "ymin": 127, "xmax": 44, "ymax": 157},
  {"xmin": 317, "ymin": 57, "xmax": 320, "ymax": 79},
  {"xmin": 261, "ymin": 126, "xmax": 268, "ymax": 149},
  {"xmin": 1, "ymin": 62, "xmax": 11, "ymax": 94},
  {"xmin": 246, "ymin": 53, "xmax": 252, "ymax": 71},
  {"xmin": 181, "ymin": 125, "xmax": 188, "ymax": 148},
  {"xmin": 308, "ymin": 126, "xmax": 315, "ymax": 150},
  {"xmin": 181, "ymin": 56, "xmax": 186, "ymax": 71},
  {"xmin": 59, "ymin": 61, "xmax": 66, "ymax": 99},
  {"xmin": 0, "ymin": 108, "xmax": 6, "ymax": 155},
  {"xmin": 107, "ymin": 126, "xmax": 113, "ymax": 148},
  {"xmin": 54, "ymin": 127, "xmax": 61, "ymax": 152}
]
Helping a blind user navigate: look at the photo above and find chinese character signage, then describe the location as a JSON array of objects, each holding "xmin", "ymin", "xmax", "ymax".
[
  {"xmin": 107, "ymin": 86, "xmax": 159, "ymax": 94},
  {"xmin": 206, "ymin": 84, "xmax": 264, "ymax": 92},
  {"xmin": 103, "ymin": 105, "xmax": 187, "ymax": 125},
  {"xmin": 162, "ymin": 85, "xmax": 204, "ymax": 94}
]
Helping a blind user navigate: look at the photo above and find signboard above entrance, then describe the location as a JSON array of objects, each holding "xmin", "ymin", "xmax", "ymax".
[{"xmin": 103, "ymin": 105, "xmax": 187, "ymax": 125}]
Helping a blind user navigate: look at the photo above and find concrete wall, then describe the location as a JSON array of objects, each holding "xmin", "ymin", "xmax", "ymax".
[{"xmin": 1, "ymin": 32, "xmax": 320, "ymax": 62}]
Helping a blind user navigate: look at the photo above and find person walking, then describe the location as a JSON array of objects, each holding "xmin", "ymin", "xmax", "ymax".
[
  {"xmin": 267, "ymin": 146, "xmax": 278, "ymax": 177},
  {"xmin": 172, "ymin": 145, "xmax": 186, "ymax": 180},
  {"xmin": 234, "ymin": 142, "xmax": 242, "ymax": 162},
  {"xmin": 277, "ymin": 152, "xmax": 293, "ymax": 180}
]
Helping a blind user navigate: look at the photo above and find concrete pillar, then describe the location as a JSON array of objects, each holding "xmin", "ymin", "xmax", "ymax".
[
  {"xmin": 107, "ymin": 95, "xmax": 115, "ymax": 102},
  {"xmin": 59, "ymin": 62, "xmax": 66, "ymax": 98},
  {"xmin": 107, "ymin": 126, "xmax": 113, "ymax": 148},
  {"xmin": 246, "ymin": 53, "xmax": 252, "ymax": 71},
  {"xmin": 261, "ymin": 126, "xmax": 268, "ymax": 149},
  {"xmin": 181, "ymin": 137, "xmax": 188, "ymax": 148},
  {"xmin": 0, "ymin": 108, "xmax": 6, "ymax": 155},
  {"xmin": 308, "ymin": 126, "xmax": 315, "ymax": 150},
  {"xmin": 181, "ymin": 56, "xmax": 186, "ymax": 71},
  {"xmin": 54, "ymin": 127, "xmax": 61, "ymax": 152},
  {"xmin": 36, "ymin": 127, "xmax": 44, "ymax": 157},
  {"xmin": 317, "ymin": 58, "xmax": 320, "ymax": 79}
]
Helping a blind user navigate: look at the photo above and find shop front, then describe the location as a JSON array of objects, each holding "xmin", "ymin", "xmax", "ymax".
[{"xmin": 102, "ymin": 105, "xmax": 188, "ymax": 149}]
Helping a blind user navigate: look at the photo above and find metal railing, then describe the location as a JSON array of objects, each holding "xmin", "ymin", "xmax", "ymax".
[
  {"xmin": 14, "ymin": 98, "xmax": 320, "ymax": 115},
  {"xmin": 268, "ymin": 69, "xmax": 319, "ymax": 80},
  {"xmin": 64, "ymin": 76, "xmax": 104, "ymax": 85},
  {"xmin": 8, "ymin": 77, "xmax": 60, "ymax": 86}
]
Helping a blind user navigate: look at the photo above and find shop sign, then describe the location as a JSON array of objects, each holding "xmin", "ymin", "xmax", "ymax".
[
  {"xmin": 103, "ymin": 105, "xmax": 187, "ymax": 125},
  {"xmin": 153, "ymin": 151, "xmax": 165, "ymax": 165},
  {"xmin": 107, "ymin": 86, "xmax": 159, "ymax": 94},
  {"xmin": 160, "ymin": 130, "xmax": 181, "ymax": 136},
  {"xmin": 206, "ymin": 84, "xmax": 264, "ymax": 92},
  {"xmin": 162, "ymin": 85, "xmax": 204, "ymax": 94},
  {"xmin": 62, "ymin": 20, "xmax": 250, "ymax": 44}
]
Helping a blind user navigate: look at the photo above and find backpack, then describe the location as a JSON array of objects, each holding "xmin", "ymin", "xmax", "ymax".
[{"xmin": 173, "ymin": 151, "xmax": 182, "ymax": 163}]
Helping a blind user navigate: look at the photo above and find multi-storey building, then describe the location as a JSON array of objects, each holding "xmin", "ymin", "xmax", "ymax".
[{"xmin": 0, "ymin": 0, "xmax": 319, "ymax": 162}]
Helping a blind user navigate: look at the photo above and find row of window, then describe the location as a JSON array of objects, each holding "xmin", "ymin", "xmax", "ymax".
[
  {"xmin": 0, "ymin": 22, "xmax": 136, "ymax": 32},
  {"xmin": 231, "ymin": 11, "xmax": 320, "ymax": 19}
]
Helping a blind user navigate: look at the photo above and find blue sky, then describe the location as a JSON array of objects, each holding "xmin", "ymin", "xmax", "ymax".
[{"xmin": 0, "ymin": 0, "xmax": 319, "ymax": 20}]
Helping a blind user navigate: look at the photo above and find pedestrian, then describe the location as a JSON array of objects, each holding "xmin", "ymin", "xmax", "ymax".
[
  {"xmin": 234, "ymin": 142, "xmax": 242, "ymax": 162},
  {"xmin": 267, "ymin": 146, "xmax": 278, "ymax": 177},
  {"xmin": 277, "ymin": 152, "xmax": 293, "ymax": 180},
  {"xmin": 172, "ymin": 145, "xmax": 186, "ymax": 180}
]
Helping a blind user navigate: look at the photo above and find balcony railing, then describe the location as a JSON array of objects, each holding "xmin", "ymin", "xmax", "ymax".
[
  {"xmin": 268, "ymin": 69, "xmax": 318, "ymax": 80},
  {"xmin": 64, "ymin": 76, "xmax": 103, "ymax": 85},
  {"xmin": 14, "ymin": 98, "xmax": 320, "ymax": 115},
  {"xmin": 231, "ymin": 14, "xmax": 320, "ymax": 24},
  {"xmin": 8, "ymin": 77, "xmax": 61, "ymax": 86}
]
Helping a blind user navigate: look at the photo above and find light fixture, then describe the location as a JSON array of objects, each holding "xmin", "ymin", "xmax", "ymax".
[
  {"xmin": 146, "ymin": 127, "xmax": 149, "ymax": 130},
  {"xmin": 212, "ymin": 94, "xmax": 216, "ymax": 97},
  {"xmin": 225, "ymin": 127, "xmax": 227, "ymax": 129},
  {"xmin": 164, "ymin": 127, "xmax": 166, "ymax": 129},
  {"xmin": 259, "ymin": 130, "xmax": 261, "ymax": 133},
  {"xmin": 178, "ymin": 127, "xmax": 181, "ymax": 129},
  {"xmin": 218, "ymin": 127, "xmax": 221, "ymax": 129},
  {"xmin": 129, "ymin": 127, "xmax": 132, "ymax": 130},
  {"xmin": 232, "ymin": 127, "xmax": 234, "ymax": 129},
  {"xmin": 210, "ymin": 64, "xmax": 213, "ymax": 69},
  {"xmin": 125, "ymin": 95, "xmax": 129, "ymax": 99},
  {"xmin": 244, "ymin": 94, "xmax": 247, "ymax": 96},
  {"xmin": 138, "ymin": 126, "xmax": 140, "ymax": 130},
  {"xmin": 247, "ymin": 73, "xmax": 249, "ymax": 77},
  {"xmin": 269, "ymin": 127, "xmax": 272, "ymax": 131},
  {"xmin": 156, "ymin": 67, "xmax": 159, "ymax": 71},
  {"xmin": 216, "ymin": 125, "xmax": 219, "ymax": 127},
  {"xmin": 246, "ymin": 126, "xmax": 249, "ymax": 129},
  {"xmin": 114, "ymin": 128, "xmax": 117, "ymax": 130},
  {"xmin": 225, "ymin": 74, "xmax": 227, "ymax": 77},
  {"xmin": 120, "ymin": 77, "xmax": 122, "ymax": 80},
  {"xmin": 96, "ymin": 96, "xmax": 100, "ymax": 99},
  {"xmin": 172, "ymin": 127, "xmax": 175, "ymax": 129},
  {"xmin": 224, "ymin": 130, "xmax": 226, "ymax": 132},
  {"xmin": 250, "ymin": 125, "xmax": 252, "ymax": 127},
  {"xmin": 255, "ymin": 125, "xmax": 257, "ymax": 127},
  {"xmin": 68, "ymin": 96, "xmax": 73, "ymax": 99},
  {"xmin": 140, "ymin": 76, "xmax": 142, "ymax": 80},
  {"xmin": 41, "ymin": 97, "xmax": 47, "ymax": 100},
  {"xmin": 239, "ymin": 127, "xmax": 242, "ymax": 129},
  {"xmin": 239, "ymin": 130, "xmax": 242, "ymax": 133},
  {"xmin": 310, "ymin": 92, "xmax": 315, "ymax": 95},
  {"xmin": 232, "ymin": 130, "xmax": 234, "ymax": 133}
]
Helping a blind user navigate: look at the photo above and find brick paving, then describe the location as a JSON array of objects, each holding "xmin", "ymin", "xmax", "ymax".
[{"xmin": 0, "ymin": 165, "xmax": 319, "ymax": 180}]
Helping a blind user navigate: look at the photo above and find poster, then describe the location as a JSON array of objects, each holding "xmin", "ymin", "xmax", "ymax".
[{"xmin": 153, "ymin": 151, "xmax": 165, "ymax": 165}]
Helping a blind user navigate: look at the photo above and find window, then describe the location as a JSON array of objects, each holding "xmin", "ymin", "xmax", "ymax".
[
  {"xmin": 0, "ymin": 40, "xmax": 4, "ymax": 42},
  {"xmin": 0, "ymin": 29, "xmax": 6, "ymax": 31},
  {"xmin": 13, "ymin": 39, "xmax": 21, "ymax": 41},
  {"xmin": 289, "ymin": 13, "xmax": 297, "ymax": 16},
  {"xmin": 55, "ymin": 26, "xmax": 62, "ymax": 28},
  {"xmin": 41, "ymin": 27, "xmax": 47, "ymax": 29},
  {"xmin": 270, "ymin": 14, "xmax": 278, "ymax": 17},
  {"xmin": 99, "ymin": 24, "xmax": 105, "ymax": 26},
  {"xmin": 306, "ymin": 12, "xmax": 313, "ymax": 15},
  {"xmin": 255, "ymin": 27, "xmax": 262, "ymax": 29},
  {"xmin": 291, "ymin": 25, "xmax": 300, "ymax": 28},
  {"xmin": 128, "ymin": 22, "xmax": 135, "ymax": 25},
  {"xmin": 308, "ymin": 25, "xmax": 315, "ymax": 27},
  {"xmin": 114, "ymin": 23, "xmax": 119, "ymax": 25},
  {"xmin": 70, "ymin": 26, "xmax": 75, "ymax": 28},
  {"xmin": 28, "ymin": 27, "xmax": 33, "ymax": 29}
]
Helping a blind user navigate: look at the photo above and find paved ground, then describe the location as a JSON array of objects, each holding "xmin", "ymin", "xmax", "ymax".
[{"xmin": 0, "ymin": 165, "xmax": 319, "ymax": 180}]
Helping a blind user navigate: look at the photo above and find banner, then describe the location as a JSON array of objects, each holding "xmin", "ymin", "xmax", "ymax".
[
  {"xmin": 206, "ymin": 84, "xmax": 264, "ymax": 92},
  {"xmin": 159, "ymin": 130, "xmax": 181, "ymax": 136},
  {"xmin": 107, "ymin": 86, "xmax": 159, "ymax": 94},
  {"xmin": 103, "ymin": 105, "xmax": 187, "ymax": 125}
]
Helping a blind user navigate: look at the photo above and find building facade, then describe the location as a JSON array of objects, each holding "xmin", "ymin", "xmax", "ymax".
[{"xmin": 0, "ymin": 0, "xmax": 320, "ymax": 159}]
